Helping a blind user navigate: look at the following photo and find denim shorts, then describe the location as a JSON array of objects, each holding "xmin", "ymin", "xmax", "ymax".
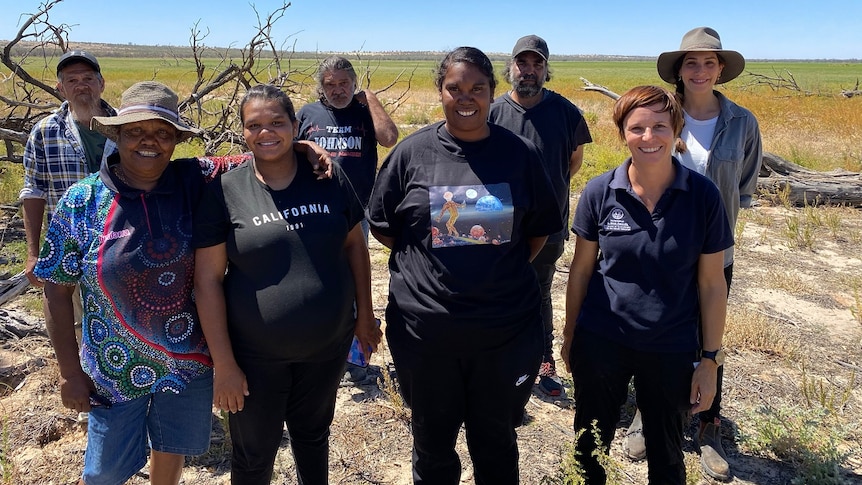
[{"xmin": 82, "ymin": 369, "xmax": 213, "ymax": 485}]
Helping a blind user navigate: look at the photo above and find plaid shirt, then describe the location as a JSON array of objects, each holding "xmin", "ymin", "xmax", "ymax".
[{"xmin": 20, "ymin": 100, "xmax": 117, "ymax": 216}]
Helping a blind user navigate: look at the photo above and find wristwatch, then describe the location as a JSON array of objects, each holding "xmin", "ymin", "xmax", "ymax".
[{"xmin": 701, "ymin": 349, "xmax": 726, "ymax": 366}]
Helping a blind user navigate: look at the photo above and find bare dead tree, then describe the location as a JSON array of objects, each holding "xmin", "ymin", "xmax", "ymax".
[
  {"xmin": 0, "ymin": 0, "xmax": 74, "ymax": 162},
  {"xmin": 840, "ymin": 79, "xmax": 861, "ymax": 98},
  {"xmin": 741, "ymin": 68, "xmax": 817, "ymax": 96},
  {"xmin": 1, "ymin": 0, "xmax": 412, "ymax": 160},
  {"xmin": 1, "ymin": 0, "xmax": 69, "ymax": 100},
  {"xmin": 352, "ymin": 52, "xmax": 416, "ymax": 116}
]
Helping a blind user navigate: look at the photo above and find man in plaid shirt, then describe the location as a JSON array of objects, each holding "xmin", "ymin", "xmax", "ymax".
[{"xmin": 20, "ymin": 50, "xmax": 116, "ymax": 287}]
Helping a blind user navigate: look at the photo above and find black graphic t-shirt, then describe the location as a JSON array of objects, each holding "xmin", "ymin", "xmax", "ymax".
[
  {"xmin": 368, "ymin": 122, "xmax": 561, "ymax": 354},
  {"xmin": 193, "ymin": 159, "xmax": 364, "ymax": 362},
  {"xmin": 297, "ymin": 99, "xmax": 378, "ymax": 206}
]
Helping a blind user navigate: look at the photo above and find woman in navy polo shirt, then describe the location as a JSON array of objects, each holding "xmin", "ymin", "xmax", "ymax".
[{"xmin": 561, "ymin": 85, "xmax": 733, "ymax": 485}]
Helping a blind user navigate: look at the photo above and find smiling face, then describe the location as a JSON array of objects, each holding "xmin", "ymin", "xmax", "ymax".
[
  {"xmin": 116, "ymin": 119, "xmax": 179, "ymax": 187},
  {"xmin": 622, "ymin": 103, "xmax": 675, "ymax": 166},
  {"xmin": 241, "ymin": 98, "xmax": 298, "ymax": 164},
  {"xmin": 678, "ymin": 51, "xmax": 724, "ymax": 95},
  {"xmin": 321, "ymin": 69, "xmax": 356, "ymax": 109},
  {"xmin": 440, "ymin": 61, "xmax": 492, "ymax": 142}
]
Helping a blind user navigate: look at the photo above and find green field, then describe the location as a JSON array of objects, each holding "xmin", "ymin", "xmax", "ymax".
[{"xmin": 3, "ymin": 56, "xmax": 861, "ymax": 186}]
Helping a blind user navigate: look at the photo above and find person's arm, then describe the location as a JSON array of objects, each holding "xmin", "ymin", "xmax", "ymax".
[
  {"xmin": 44, "ymin": 282, "xmax": 95, "ymax": 412},
  {"xmin": 561, "ymin": 236, "xmax": 599, "ymax": 373},
  {"xmin": 193, "ymin": 244, "xmax": 248, "ymax": 414},
  {"xmin": 22, "ymin": 198, "xmax": 46, "ymax": 287},
  {"xmin": 293, "ymin": 139, "xmax": 334, "ymax": 179},
  {"xmin": 344, "ymin": 224, "xmax": 382, "ymax": 360},
  {"xmin": 569, "ymin": 144, "xmax": 585, "ymax": 177},
  {"xmin": 356, "ymin": 90, "xmax": 399, "ymax": 148},
  {"xmin": 738, "ymin": 117, "xmax": 763, "ymax": 208},
  {"xmin": 370, "ymin": 228, "xmax": 395, "ymax": 249},
  {"xmin": 690, "ymin": 250, "xmax": 728, "ymax": 413},
  {"xmin": 527, "ymin": 236, "xmax": 548, "ymax": 262}
]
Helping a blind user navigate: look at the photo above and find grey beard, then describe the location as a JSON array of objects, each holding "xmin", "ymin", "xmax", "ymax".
[{"xmin": 512, "ymin": 81, "xmax": 541, "ymax": 98}]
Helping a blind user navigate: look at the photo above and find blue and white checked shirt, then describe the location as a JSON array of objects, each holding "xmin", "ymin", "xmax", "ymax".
[{"xmin": 20, "ymin": 100, "xmax": 117, "ymax": 215}]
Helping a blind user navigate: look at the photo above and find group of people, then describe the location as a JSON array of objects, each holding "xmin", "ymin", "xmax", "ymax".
[{"xmin": 22, "ymin": 25, "xmax": 760, "ymax": 485}]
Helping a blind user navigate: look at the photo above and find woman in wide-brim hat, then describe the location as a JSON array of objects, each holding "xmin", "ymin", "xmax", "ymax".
[
  {"xmin": 34, "ymin": 80, "xmax": 331, "ymax": 485},
  {"xmin": 623, "ymin": 26, "xmax": 763, "ymax": 482}
]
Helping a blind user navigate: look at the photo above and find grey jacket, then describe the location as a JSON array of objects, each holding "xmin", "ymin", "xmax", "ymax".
[{"xmin": 684, "ymin": 91, "xmax": 762, "ymax": 267}]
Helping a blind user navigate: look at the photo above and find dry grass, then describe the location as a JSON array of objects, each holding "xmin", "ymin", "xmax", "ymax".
[{"xmin": 723, "ymin": 306, "xmax": 798, "ymax": 359}]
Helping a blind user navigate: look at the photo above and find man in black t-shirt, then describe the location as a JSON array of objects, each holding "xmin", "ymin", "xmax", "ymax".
[
  {"xmin": 489, "ymin": 35, "xmax": 592, "ymax": 397},
  {"xmin": 297, "ymin": 56, "xmax": 398, "ymax": 222},
  {"xmin": 297, "ymin": 56, "xmax": 398, "ymax": 385}
]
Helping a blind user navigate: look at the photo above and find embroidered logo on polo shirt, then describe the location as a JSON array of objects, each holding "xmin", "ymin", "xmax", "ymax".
[{"xmin": 604, "ymin": 207, "xmax": 632, "ymax": 232}]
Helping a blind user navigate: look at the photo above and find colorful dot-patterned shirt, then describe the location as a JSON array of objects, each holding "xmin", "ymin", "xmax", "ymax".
[{"xmin": 35, "ymin": 153, "xmax": 247, "ymax": 403}]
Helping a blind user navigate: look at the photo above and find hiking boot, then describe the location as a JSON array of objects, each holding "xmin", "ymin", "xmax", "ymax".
[
  {"xmin": 340, "ymin": 362, "xmax": 370, "ymax": 387},
  {"xmin": 623, "ymin": 409, "xmax": 646, "ymax": 461},
  {"xmin": 698, "ymin": 419, "xmax": 731, "ymax": 481},
  {"xmin": 537, "ymin": 361, "xmax": 562, "ymax": 396}
]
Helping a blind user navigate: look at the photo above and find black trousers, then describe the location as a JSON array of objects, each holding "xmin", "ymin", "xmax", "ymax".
[
  {"xmin": 228, "ymin": 352, "xmax": 346, "ymax": 485},
  {"xmin": 388, "ymin": 317, "xmax": 543, "ymax": 485},
  {"xmin": 700, "ymin": 263, "xmax": 733, "ymax": 424},
  {"xmin": 531, "ymin": 240, "xmax": 566, "ymax": 362},
  {"xmin": 571, "ymin": 329, "xmax": 697, "ymax": 485}
]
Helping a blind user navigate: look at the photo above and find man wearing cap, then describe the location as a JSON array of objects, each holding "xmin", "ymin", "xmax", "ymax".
[
  {"xmin": 19, "ymin": 51, "xmax": 116, "ymax": 427},
  {"xmin": 489, "ymin": 35, "xmax": 592, "ymax": 398},
  {"xmin": 21, "ymin": 50, "xmax": 116, "ymax": 288}
]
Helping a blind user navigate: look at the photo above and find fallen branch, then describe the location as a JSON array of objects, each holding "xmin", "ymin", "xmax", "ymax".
[{"xmin": 0, "ymin": 306, "xmax": 46, "ymax": 339}]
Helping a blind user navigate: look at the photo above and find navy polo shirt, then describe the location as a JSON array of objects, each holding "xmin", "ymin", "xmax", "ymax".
[{"xmin": 571, "ymin": 158, "xmax": 733, "ymax": 353}]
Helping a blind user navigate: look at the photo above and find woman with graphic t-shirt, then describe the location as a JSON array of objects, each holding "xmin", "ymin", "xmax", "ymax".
[
  {"xmin": 367, "ymin": 46, "xmax": 560, "ymax": 484},
  {"xmin": 193, "ymin": 84, "xmax": 381, "ymax": 485}
]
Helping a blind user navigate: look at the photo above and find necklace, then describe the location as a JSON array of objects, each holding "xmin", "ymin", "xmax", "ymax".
[{"xmin": 111, "ymin": 164, "xmax": 129, "ymax": 185}]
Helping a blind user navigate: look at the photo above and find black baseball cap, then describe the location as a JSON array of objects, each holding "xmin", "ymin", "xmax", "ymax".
[
  {"xmin": 512, "ymin": 35, "xmax": 549, "ymax": 61},
  {"xmin": 56, "ymin": 50, "xmax": 101, "ymax": 75}
]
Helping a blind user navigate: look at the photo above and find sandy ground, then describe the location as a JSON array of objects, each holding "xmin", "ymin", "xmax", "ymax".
[{"xmin": 2, "ymin": 202, "xmax": 861, "ymax": 484}]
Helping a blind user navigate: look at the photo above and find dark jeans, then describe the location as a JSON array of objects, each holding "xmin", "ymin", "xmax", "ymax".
[
  {"xmin": 388, "ymin": 317, "xmax": 543, "ymax": 485},
  {"xmin": 229, "ymin": 353, "xmax": 346, "ymax": 485},
  {"xmin": 571, "ymin": 329, "xmax": 696, "ymax": 485},
  {"xmin": 531, "ymin": 240, "xmax": 565, "ymax": 363}
]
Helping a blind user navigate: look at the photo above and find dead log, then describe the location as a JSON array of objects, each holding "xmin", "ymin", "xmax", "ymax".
[
  {"xmin": 757, "ymin": 153, "xmax": 862, "ymax": 207},
  {"xmin": 0, "ymin": 307, "xmax": 45, "ymax": 339}
]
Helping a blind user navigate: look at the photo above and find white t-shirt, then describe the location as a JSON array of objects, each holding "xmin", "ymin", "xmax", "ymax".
[{"xmin": 676, "ymin": 111, "xmax": 717, "ymax": 175}]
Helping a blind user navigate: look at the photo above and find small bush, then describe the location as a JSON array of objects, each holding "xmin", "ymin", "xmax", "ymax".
[
  {"xmin": 740, "ymin": 405, "xmax": 850, "ymax": 485},
  {"xmin": 542, "ymin": 421, "xmax": 626, "ymax": 485}
]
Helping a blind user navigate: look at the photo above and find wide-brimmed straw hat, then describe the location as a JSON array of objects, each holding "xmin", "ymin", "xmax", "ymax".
[
  {"xmin": 656, "ymin": 27, "xmax": 745, "ymax": 84},
  {"xmin": 91, "ymin": 81, "xmax": 200, "ymax": 142}
]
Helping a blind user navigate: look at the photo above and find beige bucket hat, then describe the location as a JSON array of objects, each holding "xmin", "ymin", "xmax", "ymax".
[
  {"xmin": 657, "ymin": 27, "xmax": 745, "ymax": 84},
  {"xmin": 92, "ymin": 81, "xmax": 200, "ymax": 142}
]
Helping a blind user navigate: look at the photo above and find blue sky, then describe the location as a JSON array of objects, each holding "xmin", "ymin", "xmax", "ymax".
[{"xmin": 3, "ymin": 0, "xmax": 861, "ymax": 60}]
